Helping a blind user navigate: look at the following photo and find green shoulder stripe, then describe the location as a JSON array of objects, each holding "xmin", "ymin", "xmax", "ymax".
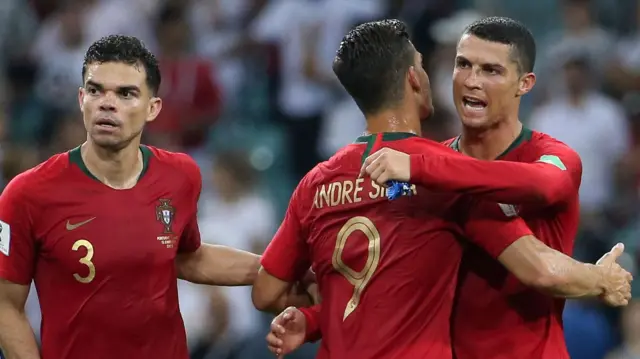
[{"xmin": 537, "ymin": 155, "xmax": 566, "ymax": 170}]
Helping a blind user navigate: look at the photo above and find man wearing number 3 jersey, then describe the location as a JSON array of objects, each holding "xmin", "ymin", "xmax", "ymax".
[
  {"xmin": 251, "ymin": 20, "xmax": 632, "ymax": 359},
  {"xmin": 0, "ymin": 35, "xmax": 312, "ymax": 359}
]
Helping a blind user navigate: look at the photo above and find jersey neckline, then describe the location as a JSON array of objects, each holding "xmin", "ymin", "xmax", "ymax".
[
  {"xmin": 68, "ymin": 145, "xmax": 153, "ymax": 183},
  {"xmin": 354, "ymin": 132, "xmax": 418, "ymax": 164},
  {"xmin": 449, "ymin": 127, "xmax": 532, "ymax": 159}
]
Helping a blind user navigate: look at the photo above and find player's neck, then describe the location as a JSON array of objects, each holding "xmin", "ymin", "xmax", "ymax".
[
  {"xmin": 459, "ymin": 120, "xmax": 523, "ymax": 160},
  {"xmin": 364, "ymin": 107, "xmax": 422, "ymax": 136},
  {"xmin": 81, "ymin": 140, "xmax": 144, "ymax": 190}
]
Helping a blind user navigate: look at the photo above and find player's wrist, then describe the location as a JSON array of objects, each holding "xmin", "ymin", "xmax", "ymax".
[
  {"xmin": 590, "ymin": 264, "xmax": 608, "ymax": 297},
  {"xmin": 298, "ymin": 307, "xmax": 321, "ymax": 343}
]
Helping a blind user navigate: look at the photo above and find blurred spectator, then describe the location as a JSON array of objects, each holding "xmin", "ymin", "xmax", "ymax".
[
  {"xmin": 146, "ymin": 2, "xmax": 222, "ymax": 152},
  {"xmin": 31, "ymin": 0, "xmax": 87, "ymax": 113},
  {"xmin": 606, "ymin": 301, "xmax": 640, "ymax": 359},
  {"xmin": 0, "ymin": 0, "xmax": 38, "ymax": 66},
  {"xmin": 428, "ymin": 9, "xmax": 483, "ymax": 122},
  {"xmin": 4, "ymin": 61, "xmax": 48, "ymax": 146},
  {"xmin": 537, "ymin": 0, "xmax": 615, "ymax": 100},
  {"xmin": 181, "ymin": 151, "xmax": 275, "ymax": 358},
  {"xmin": 82, "ymin": 0, "xmax": 158, "ymax": 50},
  {"xmin": 530, "ymin": 55, "xmax": 629, "ymax": 216}
]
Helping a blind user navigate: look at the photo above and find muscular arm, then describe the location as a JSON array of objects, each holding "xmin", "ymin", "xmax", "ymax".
[
  {"xmin": 176, "ymin": 244, "xmax": 261, "ymax": 286},
  {"xmin": 498, "ymin": 235, "xmax": 606, "ymax": 298},
  {"xmin": 464, "ymin": 201, "xmax": 626, "ymax": 300},
  {"xmin": 0, "ymin": 280, "xmax": 40, "ymax": 359},
  {"xmin": 409, "ymin": 145, "xmax": 581, "ymax": 206}
]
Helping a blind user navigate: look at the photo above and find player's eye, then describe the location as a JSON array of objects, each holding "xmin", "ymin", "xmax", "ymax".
[
  {"xmin": 86, "ymin": 87, "xmax": 99, "ymax": 95},
  {"xmin": 119, "ymin": 90, "xmax": 134, "ymax": 99},
  {"xmin": 456, "ymin": 60, "xmax": 470, "ymax": 69}
]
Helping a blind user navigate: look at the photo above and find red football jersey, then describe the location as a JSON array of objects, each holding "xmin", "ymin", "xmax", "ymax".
[
  {"xmin": 261, "ymin": 133, "xmax": 533, "ymax": 359},
  {"xmin": 0, "ymin": 145, "xmax": 202, "ymax": 359},
  {"xmin": 442, "ymin": 128, "xmax": 582, "ymax": 359}
]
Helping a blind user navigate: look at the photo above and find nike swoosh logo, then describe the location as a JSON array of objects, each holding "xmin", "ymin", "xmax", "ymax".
[{"xmin": 66, "ymin": 217, "xmax": 96, "ymax": 231}]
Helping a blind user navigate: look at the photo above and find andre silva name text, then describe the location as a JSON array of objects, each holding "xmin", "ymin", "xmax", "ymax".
[{"xmin": 313, "ymin": 178, "xmax": 418, "ymax": 209}]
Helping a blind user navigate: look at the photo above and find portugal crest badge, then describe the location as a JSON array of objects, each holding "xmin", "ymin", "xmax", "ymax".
[{"xmin": 156, "ymin": 199, "xmax": 175, "ymax": 234}]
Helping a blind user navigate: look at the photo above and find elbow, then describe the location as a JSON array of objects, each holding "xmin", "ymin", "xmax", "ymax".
[
  {"xmin": 537, "ymin": 184, "xmax": 563, "ymax": 206},
  {"xmin": 251, "ymin": 279, "xmax": 280, "ymax": 312},
  {"xmin": 534, "ymin": 174, "xmax": 572, "ymax": 206}
]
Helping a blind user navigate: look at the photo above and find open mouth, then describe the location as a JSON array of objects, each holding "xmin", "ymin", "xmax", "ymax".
[{"xmin": 462, "ymin": 96, "xmax": 488, "ymax": 109}]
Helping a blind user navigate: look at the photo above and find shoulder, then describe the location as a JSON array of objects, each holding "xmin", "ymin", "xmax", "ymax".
[
  {"xmin": 528, "ymin": 131, "xmax": 582, "ymax": 170},
  {"xmin": 530, "ymin": 131, "xmax": 579, "ymax": 156},
  {"xmin": 7, "ymin": 152, "xmax": 71, "ymax": 195},
  {"xmin": 146, "ymin": 146, "xmax": 202, "ymax": 202},
  {"xmin": 146, "ymin": 146, "xmax": 201, "ymax": 182},
  {"xmin": 1, "ymin": 152, "xmax": 70, "ymax": 214}
]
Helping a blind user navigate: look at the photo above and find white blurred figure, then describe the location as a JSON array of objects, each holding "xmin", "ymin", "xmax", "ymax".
[
  {"xmin": 530, "ymin": 54, "xmax": 630, "ymax": 214},
  {"xmin": 606, "ymin": 301, "xmax": 640, "ymax": 359},
  {"xmin": 179, "ymin": 151, "xmax": 275, "ymax": 354},
  {"xmin": 249, "ymin": 0, "xmax": 383, "ymax": 179},
  {"xmin": 428, "ymin": 10, "xmax": 483, "ymax": 118},
  {"xmin": 31, "ymin": 0, "xmax": 86, "ymax": 112},
  {"xmin": 319, "ymin": 96, "xmax": 365, "ymax": 159},
  {"xmin": 82, "ymin": 0, "xmax": 158, "ymax": 51},
  {"xmin": 537, "ymin": 0, "xmax": 615, "ymax": 98},
  {"xmin": 189, "ymin": 0, "xmax": 254, "ymax": 102}
]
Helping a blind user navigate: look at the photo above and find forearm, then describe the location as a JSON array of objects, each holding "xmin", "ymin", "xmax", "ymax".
[
  {"xmin": 536, "ymin": 253, "xmax": 605, "ymax": 298},
  {"xmin": 177, "ymin": 244, "xmax": 261, "ymax": 286},
  {"xmin": 409, "ymin": 154, "xmax": 571, "ymax": 205},
  {"xmin": 500, "ymin": 237, "xmax": 604, "ymax": 298},
  {"xmin": 0, "ymin": 306, "xmax": 40, "ymax": 359}
]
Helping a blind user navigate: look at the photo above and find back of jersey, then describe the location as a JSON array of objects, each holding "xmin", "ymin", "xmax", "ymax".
[{"xmin": 301, "ymin": 134, "xmax": 463, "ymax": 359}]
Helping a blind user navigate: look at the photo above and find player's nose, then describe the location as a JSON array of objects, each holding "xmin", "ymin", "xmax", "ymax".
[
  {"xmin": 463, "ymin": 69, "xmax": 482, "ymax": 90},
  {"xmin": 99, "ymin": 92, "xmax": 117, "ymax": 111}
]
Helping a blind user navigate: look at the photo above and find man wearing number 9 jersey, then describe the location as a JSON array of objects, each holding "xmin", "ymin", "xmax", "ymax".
[{"xmin": 251, "ymin": 20, "xmax": 631, "ymax": 359}]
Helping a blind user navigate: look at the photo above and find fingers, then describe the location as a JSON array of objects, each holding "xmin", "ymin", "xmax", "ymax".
[
  {"xmin": 609, "ymin": 243, "xmax": 625, "ymax": 262},
  {"xmin": 266, "ymin": 326, "xmax": 284, "ymax": 357},
  {"xmin": 368, "ymin": 163, "xmax": 387, "ymax": 186},
  {"xmin": 359, "ymin": 150, "xmax": 383, "ymax": 178},
  {"xmin": 602, "ymin": 264, "xmax": 634, "ymax": 307},
  {"xmin": 597, "ymin": 243, "xmax": 625, "ymax": 266},
  {"xmin": 270, "ymin": 320, "xmax": 286, "ymax": 336}
]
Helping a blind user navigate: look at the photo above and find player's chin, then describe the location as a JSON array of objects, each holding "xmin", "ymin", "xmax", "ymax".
[
  {"xmin": 89, "ymin": 132, "xmax": 126, "ymax": 149},
  {"xmin": 459, "ymin": 115, "xmax": 492, "ymax": 129}
]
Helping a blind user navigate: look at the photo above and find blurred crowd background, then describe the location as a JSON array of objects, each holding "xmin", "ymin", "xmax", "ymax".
[{"xmin": 1, "ymin": 0, "xmax": 639, "ymax": 358}]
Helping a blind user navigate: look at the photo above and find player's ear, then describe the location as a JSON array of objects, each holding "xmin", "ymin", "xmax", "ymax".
[
  {"xmin": 407, "ymin": 67, "xmax": 421, "ymax": 93},
  {"xmin": 516, "ymin": 72, "xmax": 536, "ymax": 97},
  {"xmin": 78, "ymin": 87, "xmax": 85, "ymax": 113},
  {"xmin": 146, "ymin": 97, "xmax": 162, "ymax": 123}
]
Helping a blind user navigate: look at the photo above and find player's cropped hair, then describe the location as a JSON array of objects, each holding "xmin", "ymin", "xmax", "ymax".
[
  {"xmin": 82, "ymin": 35, "xmax": 162, "ymax": 95},
  {"xmin": 463, "ymin": 17, "xmax": 536, "ymax": 74},
  {"xmin": 333, "ymin": 19, "xmax": 415, "ymax": 115}
]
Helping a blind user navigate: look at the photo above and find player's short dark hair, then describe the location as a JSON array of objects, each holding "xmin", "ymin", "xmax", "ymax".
[
  {"xmin": 82, "ymin": 35, "xmax": 161, "ymax": 96},
  {"xmin": 333, "ymin": 19, "xmax": 415, "ymax": 115},
  {"xmin": 463, "ymin": 17, "xmax": 536, "ymax": 74}
]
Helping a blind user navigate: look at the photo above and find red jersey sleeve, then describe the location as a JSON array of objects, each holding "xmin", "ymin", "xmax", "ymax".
[
  {"xmin": 261, "ymin": 183, "xmax": 311, "ymax": 282},
  {"xmin": 178, "ymin": 154, "xmax": 202, "ymax": 253},
  {"xmin": 409, "ymin": 140, "xmax": 582, "ymax": 206},
  {"xmin": 0, "ymin": 174, "xmax": 37, "ymax": 285},
  {"xmin": 461, "ymin": 200, "xmax": 534, "ymax": 258},
  {"xmin": 299, "ymin": 305, "xmax": 322, "ymax": 342}
]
